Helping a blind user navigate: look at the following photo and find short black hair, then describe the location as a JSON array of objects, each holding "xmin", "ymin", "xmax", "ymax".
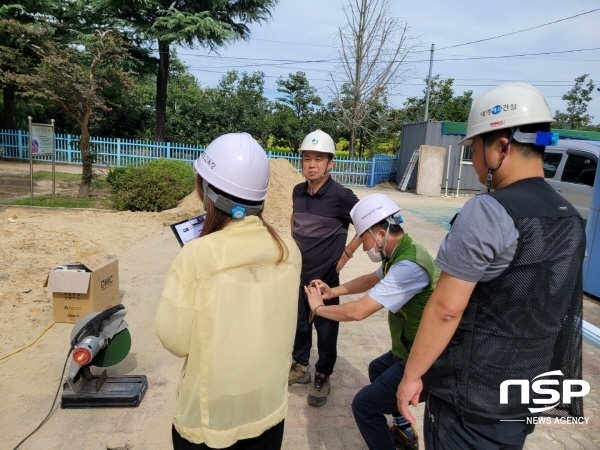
[{"xmin": 372, "ymin": 219, "xmax": 403, "ymax": 236}]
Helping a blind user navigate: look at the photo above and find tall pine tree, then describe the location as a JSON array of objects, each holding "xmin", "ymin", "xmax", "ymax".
[{"xmin": 100, "ymin": 0, "xmax": 278, "ymax": 142}]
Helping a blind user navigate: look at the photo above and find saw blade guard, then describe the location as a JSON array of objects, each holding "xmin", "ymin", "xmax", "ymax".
[{"xmin": 67, "ymin": 307, "xmax": 130, "ymax": 381}]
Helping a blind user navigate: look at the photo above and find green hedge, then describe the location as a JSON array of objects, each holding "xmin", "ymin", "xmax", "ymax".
[
  {"xmin": 106, "ymin": 166, "xmax": 130, "ymax": 188},
  {"xmin": 111, "ymin": 159, "xmax": 194, "ymax": 212}
]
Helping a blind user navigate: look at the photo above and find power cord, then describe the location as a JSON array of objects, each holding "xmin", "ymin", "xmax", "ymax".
[
  {"xmin": 0, "ymin": 322, "xmax": 56, "ymax": 362},
  {"xmin": 12, "ymin": 346, "xmax": 73, "ymax": 450}
]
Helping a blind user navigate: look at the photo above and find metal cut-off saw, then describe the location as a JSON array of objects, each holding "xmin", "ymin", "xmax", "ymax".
[{"xmin": 62, "ymin": 304, "xmax": 148, "ymax": 408}]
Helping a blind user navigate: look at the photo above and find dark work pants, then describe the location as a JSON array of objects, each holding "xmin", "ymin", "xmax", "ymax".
[
  {"xmin": 352, "ymin": 351, "xmax": 408, "ymax": 450},
  {"xmin": 292, "ymin": 287, "xmax": 340, "ymax": 375},
  {"xmin": 172, "ymin": 420, "xmax": 285, "ymax": 450},
  {"xmin": 424, "ymin": 395, "xmax": 535, "ymax": 450}
]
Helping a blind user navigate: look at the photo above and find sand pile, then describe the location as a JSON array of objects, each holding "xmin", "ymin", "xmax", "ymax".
[
  {"xmin": 263, "ymin": 159, "xmax": 304, "ymax": 229},
  {"xmin": 164, "ymin": 159, "xmax": 304, "ymax": 231}
]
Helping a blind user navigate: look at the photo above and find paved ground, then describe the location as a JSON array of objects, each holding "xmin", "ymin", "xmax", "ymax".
[{"xmin": 1, "ymin": 173, "xmax": 599, "ymax": 449}]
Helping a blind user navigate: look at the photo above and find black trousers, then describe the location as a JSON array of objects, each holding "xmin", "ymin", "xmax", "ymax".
[
  {"xmin": 291, "ymin": 286, "xmax": 340, "ymax": 375},
  {"xmin": 352, "ymin": 351, "xmax": 407, "ymax": 450},
  {"xmin": 172, "ymin": 420, "xmax": 285, "ymax": 450},
  {"xmin": 424, "ymin": 395, "xmax": 535, "ymax": 450}
]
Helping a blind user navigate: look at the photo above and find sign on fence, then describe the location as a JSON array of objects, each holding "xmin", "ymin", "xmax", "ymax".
[
  {"xmin": 30, "ymin": 124, "xmax": 54, "ymax": 155},
  {"xmin": 28, "ymin": 117, "xmax": 56, "ymax": 202}
]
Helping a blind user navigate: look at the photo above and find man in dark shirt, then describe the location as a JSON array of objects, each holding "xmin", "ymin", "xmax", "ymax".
[
  {"xmin": 289, "ymin": 129, "xmax": 360, "ymax": 407},
  {"xmin": 397, "ymin": 83, "xmax": 586, "ymax": 449}
]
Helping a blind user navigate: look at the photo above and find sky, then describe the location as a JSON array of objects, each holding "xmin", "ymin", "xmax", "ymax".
[{"xmin": 176, "ymin": 0, "xmax": 600, "ymax": 123}]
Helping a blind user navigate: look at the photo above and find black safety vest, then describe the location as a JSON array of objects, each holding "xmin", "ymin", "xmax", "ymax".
[{"xmin": 427, "ymin": 177, "xmax": 586, "ymax": 419}]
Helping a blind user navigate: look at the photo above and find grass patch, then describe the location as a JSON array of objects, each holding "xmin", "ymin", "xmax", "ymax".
[
  {"xmin": 374, "ymin": 181, "xmax": 399, "ymax": 190},
  {"xmin": 91, "ymin": 178, "xmax": 110, "ymax": 189},
  {"xmin": 33, "ymin": 171, "xmax": 81, "ymax": 182},
  {"xmin": 31, "ymin": 170, "xmax": 109, "ymax": 189},
  {"xmin": 9, "ymin": 194, "xmax": 113, "ymax": 209}
]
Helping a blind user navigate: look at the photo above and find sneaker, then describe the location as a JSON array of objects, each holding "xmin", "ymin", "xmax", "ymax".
[
  {"xmin": 288, "ymin": 360, "xmax": 311, "ymax": 385},
  {"xmin": 390, "ymin": 425, "xmax": 419, "ymax": 450},
  {"xmin": 307, "ymin": 372, "xmax": 330, "ymax": 406}
]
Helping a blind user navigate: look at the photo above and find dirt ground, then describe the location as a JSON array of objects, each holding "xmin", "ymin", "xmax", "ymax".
[
  {"xmin": 0, "ymin": 159, "xmax": 303, "ymax": 356},
  {"xmin": 1, "ymin": 163, "xmax": 172, "ymax": 356}
]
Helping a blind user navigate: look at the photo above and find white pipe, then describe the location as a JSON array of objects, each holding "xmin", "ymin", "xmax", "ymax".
[
  {"xmin": 583, "ymin": 320, "xmax": 600, "ymax": 348},
  {"xmin": 455, "ymin": 146, "xmax": 464, "ymax": 197},
  {"xmin": 444, "ymin": 145, "xmax": 452, "ymax": 197}
]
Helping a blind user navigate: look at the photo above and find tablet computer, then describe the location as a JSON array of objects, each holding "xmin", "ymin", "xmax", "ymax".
[{"xmin": 170, "ymin": 214, "xmax": 206, "ymax": 247}]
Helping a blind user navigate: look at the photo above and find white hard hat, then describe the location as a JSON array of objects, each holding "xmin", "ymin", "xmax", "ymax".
[
  {"xmin": 458, "ymin": 82, "xmax": 554, "ymax": 146},
  {"xmin": 299, "ymin": 129, "xmax": 336, "ymax": 156},
  {"xmin": 193, "ymin": 133, "xmax": 269, "ymax": 202},
  {"xmin": 351, "ymin": 194, "xmax": 401, "ymax": 237}
]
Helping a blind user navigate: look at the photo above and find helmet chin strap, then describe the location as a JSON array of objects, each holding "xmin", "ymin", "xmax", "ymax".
[
  {"xmin": 482, "ymin": 128, "xmax": 515, "ymax": 192},
  {"xmin": 305, "ymin": 166, "xmax": 331, "ymax": 195},
  {"xmin": 482, "ymin": 148, "xmax": 499, "ymax": 193},
  {"xmin": 309, "ymin": 168, "xmax": 330, "ymax": 184},
  {"xmin": 485, "ymin": 169, "xmax": 494, "ymax": 193},
  {"xmin": 368, "ymin": 224, "xmax": 391, "ymax": 260}
]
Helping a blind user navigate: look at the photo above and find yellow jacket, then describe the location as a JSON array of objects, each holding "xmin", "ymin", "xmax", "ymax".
[{"xmin": 156, "ymin": 216, "xmax": 301, "ymax": 448}]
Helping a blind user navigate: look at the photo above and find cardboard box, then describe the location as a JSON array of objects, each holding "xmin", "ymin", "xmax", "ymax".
[{"xmin": 44, "ymin": 253, "xmax": 120, "ymax": 324}]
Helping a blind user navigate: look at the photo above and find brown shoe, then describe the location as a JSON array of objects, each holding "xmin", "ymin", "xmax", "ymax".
[
  {"xmin": 288, "ymin": 360, "xmax": 311, "ymax": 385},
  {"xmin": 390, "ymin": 425, "xmax": 419, "ymax": 450},
  {"xmin": 307, "ymin": 371, "xmax": 330, "ymax": 406}
]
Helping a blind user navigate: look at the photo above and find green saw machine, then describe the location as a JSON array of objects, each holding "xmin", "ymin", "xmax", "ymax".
[{"xmin": 62, "ymin": 304, "xmax": 148, "ymax": 408}]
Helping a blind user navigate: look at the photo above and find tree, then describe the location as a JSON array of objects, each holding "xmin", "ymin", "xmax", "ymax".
[
  {"xmin": 0, "ymin": 1, "xmax": 54, "ymax": 129},
  {"xmin": 399, "ymin": 75, "xmax": 473, "ymax": 123},
  {"xmin": 209, "ymin": 70, "xmax": 272, "ymax": 144},
  {"xmin": 0, "ymin": 0, "xmax": 124, "ymax": 129},
  {"xmin": 89, "ymin": 73, "xmax": 155, "ymax": 140},
  {"xmin": 166, "ymin": 68, "xmax": 272, "ymax": 145},
  {"xmin": 10, "ymin": 29, "xmax": 134, "ymax": 197},
  {"xmin": 331, "ymin": 0, "xmax": 413, "ymax": 156},
  {"xmin": 272, "ymin": 71, "xmax": 322, "ymax": 151},
  {"xmin": 356, "ymin": 95, "xmax": 398, "ymax": 157},
  {"xmin": 101, "ymin": 0, "xmax": 278, "ymax": 142},
  {"xmin": 329, "ymin": 83, "xmax": 400, "ymax": 157},
  {"xmin": 162, "ymin": 56, "xmax": 207, "ymax": 144},
  {"xmin": 554, "ymin": 74, "xmax": 595, "ymax": 129}
]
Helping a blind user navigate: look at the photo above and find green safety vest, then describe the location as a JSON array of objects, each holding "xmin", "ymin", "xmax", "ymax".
[{"xmin": 383, "ymin": 234, "xmax": 440, "ymax": 359}]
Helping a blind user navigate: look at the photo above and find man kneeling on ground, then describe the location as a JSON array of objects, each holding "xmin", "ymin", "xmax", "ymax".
[{"xmin": 304, "ymin": 193, "xmax": 439, "ymax": 450}]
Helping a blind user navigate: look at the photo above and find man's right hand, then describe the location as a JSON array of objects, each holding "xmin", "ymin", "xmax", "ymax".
[
  {"xmin": 309, "ymin": 279, "xmax": 333, "ymax": 300},
  {"xmin": 335, "ymin": 253, "xmax": 350, "ymax": 273},
  {"xmin": 397, "ymin": 375, "xmax": 422, "ymax": 426}
]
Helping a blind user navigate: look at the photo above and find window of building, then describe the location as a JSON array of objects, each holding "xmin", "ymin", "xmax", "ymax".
[{"xmin": 461, "ymin": 146, "xmax": 473, "ymax": 162}]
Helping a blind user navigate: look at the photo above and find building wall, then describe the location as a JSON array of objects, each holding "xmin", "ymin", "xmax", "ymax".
[
  {"xmin": 397, "ymin": 121, "xmax": 484, "ymax": 193},
  {"xmin": 397, "ymin": 122, "xmax": 428, "ymax": 190}
]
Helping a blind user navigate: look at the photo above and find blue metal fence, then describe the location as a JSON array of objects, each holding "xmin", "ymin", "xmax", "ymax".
[{"xmin": 0, "ymin": 129, "xmax": 397, "ymax": 187}]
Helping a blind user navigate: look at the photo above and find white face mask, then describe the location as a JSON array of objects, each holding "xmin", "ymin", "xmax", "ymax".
[
  {"xmin": 366, "ymin": 228, "xmax": 387, "ymax": 262},
  {"xmin": 366, "ymin": 246, "xmax": 383, "ymax": 262}
]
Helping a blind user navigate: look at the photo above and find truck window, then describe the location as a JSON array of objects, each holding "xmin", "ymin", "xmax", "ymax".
[
  {"xmin": 542, "ymin": 152, "xmax": 562, "ymax": 178},
  {"xmin": 561, "ymin": 154, "xmax": 597, "ymax": 186}
]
